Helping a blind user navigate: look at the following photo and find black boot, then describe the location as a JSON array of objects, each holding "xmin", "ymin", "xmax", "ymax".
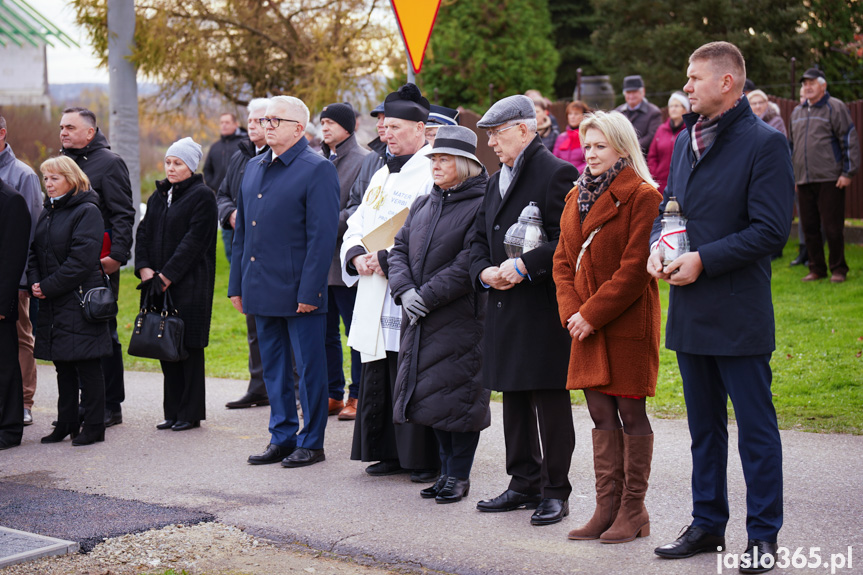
[
  {"xmin": 41, "ymin": 422, "xmax": 80, "ymax": 444},
  {"xmin": 72, "ymin": 424, "xmax": 105, "ymax": 446}
]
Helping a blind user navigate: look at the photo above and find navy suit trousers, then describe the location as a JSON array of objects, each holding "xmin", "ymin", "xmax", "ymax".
[
  {"xmin": 325, "ymin": 285, "xmax": 361, "ymax": 400},
  {"xmin": 257, "ymin": 314, "xmax": 328, "ymax": 450},
  {"xmin": 677, "ymin": 352, "xmax": 783, "ymax": 541}
]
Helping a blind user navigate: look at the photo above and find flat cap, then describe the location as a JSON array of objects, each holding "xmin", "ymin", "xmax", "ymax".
[
  {"xmin": 800, "ymin": 68, "xmax": 826, "ymax": 83},
  {"xmin": 370, "ymin": 101, "xmax": 385, "ymax": 117},
  {"xmin": 477, "ymin": 95, "xmax": 536, "ymax": 128},
  {"xmin": 622, "ymin": 75, "xmax": 645, "ymax": 91}
]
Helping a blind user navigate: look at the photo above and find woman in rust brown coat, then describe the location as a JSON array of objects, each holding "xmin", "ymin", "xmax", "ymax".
[{"xmin": 553, "ymin": 111, "xmax": 661, "ymax": 545}]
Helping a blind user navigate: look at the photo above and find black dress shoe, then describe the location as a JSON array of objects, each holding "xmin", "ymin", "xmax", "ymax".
[
  {"xmin": 225, "ymin": 392, "xmax": 270, "ymax": 409},
  {"xmin": 410, "ymin": 468, "xmax": 440, "ymax": 483},
  {"xmin": 281, "ymin": 447, "xmax": 325, "ymax": 468},
  {"xmin": 365, "ymin": 460, "xmax": 406, "ymax": 476},
  {"xmin": 436, "ymin": 477, "xmax": 470, "ymax": 504},
  {"xmin": 421, "ymin": 475, "xmax": 449, "ymax": 499},
  {"xmin": 655, "ymin": 524, "xmax": 726, "ymax": 559},
  {"xmin": 740, "ymin": 540, "xmax": 778, "ymax": 573},
  {"xmin": 104, "ymin": 410, "xmax": 123, "ymax": 427},
  {"xmin": 171, "ymin": 420, "xmax": 200, "ymax": 431},
  {"xmin": 476, "ymin": 489, "xmax": 542, "ymax": 513},
  {"xmin": 530, "ymin": 498, "xmax": 569, "ymax": 526},
  {"xmin": 248, "ymin": 443, "xmax": 295, "ymax": 465},
  {"xmin": 156, "ymin": 419, "xmax": 176, "ymax": 430}
]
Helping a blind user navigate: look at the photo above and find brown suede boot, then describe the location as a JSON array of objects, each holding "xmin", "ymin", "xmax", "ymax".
[
  {"xmin": 599, "ymin": 432, "xmax": 653, "ymax": 544},
  {"xmin": 568, "ymin": 428, "xmax": 624, "ymax": 540}
]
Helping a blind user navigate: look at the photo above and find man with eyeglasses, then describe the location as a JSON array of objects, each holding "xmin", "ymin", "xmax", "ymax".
[
  {"xmin": 229, "ymin": 95, "xmax": 340, "ymax": 468},
  {"xmin": 469, "ymin": 94, "xmax": 579, "ymax": 526},
  {"xmin": 340, "ymin": 83, "xmax": 439, "ymax": 482},
  {"xmin": 218, "ymin": 98, "xmax": 273, "ymax": 411}
]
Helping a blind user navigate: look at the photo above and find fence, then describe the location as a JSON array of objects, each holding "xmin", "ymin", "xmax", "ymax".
[{"xmin": 459, "ymin": 98, "xmax": 863, "ymax": 218}]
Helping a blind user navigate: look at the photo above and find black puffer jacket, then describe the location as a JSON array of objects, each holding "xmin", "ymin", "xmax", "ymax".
[
  {"xmin": 135, "ymin": 173, "xmax": 217, "ymax": 348},
  {"xmin": 27, "ymin": 190, "xmax": 111, "ymax": 361},
  {"xmin": 389, "ymin": 172, "xmax": 490, "ymax": 432},
  {"xmin": 61, "ymin": 129, "xmax": 136, "ymax": 265}
]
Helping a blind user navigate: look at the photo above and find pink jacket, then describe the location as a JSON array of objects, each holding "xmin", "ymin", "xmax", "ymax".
[{"xmin": 553, "ymin": 127, "xmax": 587, "ymax": 173}]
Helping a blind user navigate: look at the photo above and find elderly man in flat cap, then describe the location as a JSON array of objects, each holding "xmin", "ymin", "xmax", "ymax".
[
  {"xmin": 469, "ymin": 94, "xmax": 579, "ymax": 526},
  {"xmin": 340, "ymin": 83, "xmax": 439, "ymax": 483},
  {"xmin": 615, "ymin": 75, "xmax": 662, "ymax": 155}
]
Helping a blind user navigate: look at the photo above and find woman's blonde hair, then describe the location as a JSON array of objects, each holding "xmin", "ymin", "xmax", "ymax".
[
  {"xmin": 40, "ymin": 156, "xmax": 90, "ymax": 194},
  {"xmin": 579, "ymin": 111, "xmax": 657, "ymax": 188}
]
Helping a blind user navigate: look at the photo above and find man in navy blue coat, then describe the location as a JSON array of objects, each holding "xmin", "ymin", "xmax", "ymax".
[
  {"xmin": 228, "ymin": 95, "xmax": 340, "ymax": 468},
  {"xmin": 647, "ymin": 42, "xmax": 793, "ymax": 574}
]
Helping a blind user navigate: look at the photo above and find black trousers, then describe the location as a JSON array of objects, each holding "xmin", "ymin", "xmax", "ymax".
[
  {"xmin": 102, "ymin": 272, "xmax": 125, "ymax": 412},
  {"xmin": 798, "ymin": 181, "xmax": 848, "ymax": 276},
  {"xmin": 503, "ymin": 389, "xmax": 575, "ymax": 500},
  {"xmin": 160, "ymin": 347, "xmax": 206, "ymax": 422},
  {"xmin": 434, "ymin": 429, "xmax": 481, "ymax": 479},
  {"xmin": 55, "ymin": 358, "xmax": 105, "ymax": 426},
  {"xmin": 351, "ymin": 351, "xmax": 438, "ymax": 469},
  {"xmin": 0, "ymin": 322, "xmax": 24, "ymax": 446}
]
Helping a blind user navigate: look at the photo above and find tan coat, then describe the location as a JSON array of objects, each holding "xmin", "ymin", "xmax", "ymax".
[{"xmin": 553, "ymin": 166, "xmax": 661, "ymax": 396}]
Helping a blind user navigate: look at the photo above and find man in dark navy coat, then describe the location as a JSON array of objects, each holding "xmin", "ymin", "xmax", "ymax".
[
  {"xmin": 648, "ymin": 42, "xmax": 793, "ymax": 573},
  {"xmin": 228, "ymin": 95, "xmax": 340, "ymax": 468}
]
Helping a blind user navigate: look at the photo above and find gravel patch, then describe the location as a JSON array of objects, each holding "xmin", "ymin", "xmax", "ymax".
[{"xmin": 0, "ymin": 522, "xmax": 427, "ymax": 575}]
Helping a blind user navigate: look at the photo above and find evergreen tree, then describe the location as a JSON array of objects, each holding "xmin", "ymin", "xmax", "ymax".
[
  {"xmin": 591, "ymin": 0, "xmax": 811, "ymax": 103},
  {"xmin": 805, "ymin": 0, "xmax": 862, "ymax": 102},
  {"xmin": 550, "ymin": 0, "xmax": 602, "ymax": 99},
  {"xmin": 420, "ymin": 0, "xmax": 559, "ymax": 112}
]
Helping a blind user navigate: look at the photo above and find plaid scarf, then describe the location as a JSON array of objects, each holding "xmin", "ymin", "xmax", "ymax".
[
  {"xmin": 576, "ymin": 157, "xmax": 627, "ymax": 222},
  {"xmin": 691, "ymin": 95, "xmax": 745, "ymax": 160}
]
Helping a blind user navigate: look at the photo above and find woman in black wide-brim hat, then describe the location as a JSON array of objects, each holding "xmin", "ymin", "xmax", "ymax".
[{"xmin": 388, "ymin": 125, "xmax": 491, "ymax": 504}]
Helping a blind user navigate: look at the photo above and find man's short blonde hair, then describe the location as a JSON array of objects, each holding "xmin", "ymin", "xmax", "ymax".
[{"xmin": 690, "ymin": 41, "xmax": 747, "ymax": 92}]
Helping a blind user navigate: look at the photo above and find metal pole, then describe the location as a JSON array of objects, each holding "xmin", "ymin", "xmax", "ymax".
[
  {"xmin": 108, "ymin": 0, "xmax": 141, "ymax": 266},
  {"xmin": 488, "ymin": 83, "xmax": 494, "ymax": 107},
  {"xmin": 790, "ymin": 57, "xmax": 797, "ymax": 100},
  {"xmin": 576, "ymin": 68, "xmax": 583, "ymax": 101},
  {"xmin": 407, "ymin": 55, "xmax": 416, "ymax": 84}
]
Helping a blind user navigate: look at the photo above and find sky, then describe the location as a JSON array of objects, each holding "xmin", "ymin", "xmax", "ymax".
[{"xmin": 32, "ymin": 0, "xmax": 109, "ymax": 84}]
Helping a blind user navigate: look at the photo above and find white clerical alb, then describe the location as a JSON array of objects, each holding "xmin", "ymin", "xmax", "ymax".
[{"xmin": 340, "ymin": 145, "xmax": 433, "ymax": 362}]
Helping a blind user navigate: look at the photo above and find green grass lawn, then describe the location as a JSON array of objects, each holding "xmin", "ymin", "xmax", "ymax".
[{"xmin": 114, "ymin": 239, "xmax": 862, "ymax": 434}]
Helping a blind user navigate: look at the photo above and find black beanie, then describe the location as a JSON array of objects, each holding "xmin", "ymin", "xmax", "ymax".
[{"xmin": 320, "ymin": 102, "xmax": 355, "ymax": 135}]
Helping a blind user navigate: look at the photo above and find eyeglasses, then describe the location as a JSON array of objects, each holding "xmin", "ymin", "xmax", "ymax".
[
  {"xmin": 260, "ymin": 117, "xmax": 300, "ymax": 129},
  {"xmin": 486, "ymin": 123, "xmax": 521, "ymax": 140}
]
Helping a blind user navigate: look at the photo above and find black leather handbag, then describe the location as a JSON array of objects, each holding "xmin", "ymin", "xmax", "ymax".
[
  {"xmin": 128, "ymin": 287, "xmax": 188, "ymax": 362},
  {"xmin": 76, "ymin": 270, "xmax": 118, "ymax": 323}
]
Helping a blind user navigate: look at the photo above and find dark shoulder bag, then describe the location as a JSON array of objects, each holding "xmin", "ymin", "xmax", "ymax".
[
  {"xmin": 128, "ymin": 287, "xmax": 188, "ymax": 362},
  {"xmin": 48, "ymin": 232, "xmax": 117, "ymax": 324},
  {"xmin": 77, "ymin": 266, "xmax": 118, "ymax": 323}
]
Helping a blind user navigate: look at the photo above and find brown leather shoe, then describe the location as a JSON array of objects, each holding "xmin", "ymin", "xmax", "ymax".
[
  {"xmin": 338, "ymin": 397, "xmax": 358, "ymax": 420},
  {"xmin": 830, "ymin": 273, "xmax": 846, "ymax": 284},
  {"xmin": 328, "ymin": 398, "xmax": 344, "ymax": 415},
  {"xmin": 801, "ymin": 272, "xmax": 826, "ymax": 282}
]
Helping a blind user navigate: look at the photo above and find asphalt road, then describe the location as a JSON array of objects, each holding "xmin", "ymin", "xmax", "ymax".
[{"xmin": 1, "ymin": 364, "xmax": 861, "ymax": 575}]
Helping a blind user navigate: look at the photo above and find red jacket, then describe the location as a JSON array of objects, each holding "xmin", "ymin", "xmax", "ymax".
[{"xmin": 647, "ymin": 119, "xmax": 685, "ymax": 194}]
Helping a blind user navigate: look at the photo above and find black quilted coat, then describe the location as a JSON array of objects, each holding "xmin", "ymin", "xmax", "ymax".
[
  {"xmin": 27, "ymin": 190, "xmax": 111, "ymax": 361},
  {"xmin": 389, "ymin": 172, "xmax": 490, "ymax": 433},
  {"xmin": 135, "ymin": 173, "xmax": 217, "ymax": 348}
]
